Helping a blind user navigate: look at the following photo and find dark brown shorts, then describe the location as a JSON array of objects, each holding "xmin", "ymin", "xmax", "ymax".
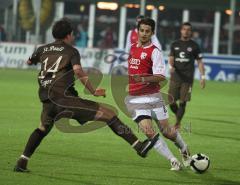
[
  {"xmin": 168, "ymin": 80, "xmax": 192, "ymax": 102},
  {"xmin": 41, "ymin": 97, "xmax": 99, "ymax": 126}
]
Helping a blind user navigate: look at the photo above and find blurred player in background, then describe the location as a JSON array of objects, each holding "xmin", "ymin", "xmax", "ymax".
[
  {"xmin": 125, "ymin": 15, "xmax": 162, "ymax": 53},
  {"xmin": 125, "ymin": 18, "xmax": 192, "ymax": 170},
  {"xmin": 168, "ymin": 22, "xmax": 205, "ymax": 129},
  {"xmin": 14, "ymin": 18, "xmax": 159, "ymax": 172}
]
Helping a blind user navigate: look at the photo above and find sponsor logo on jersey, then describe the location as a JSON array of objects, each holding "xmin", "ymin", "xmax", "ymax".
[
  {"xmin": 140, "ymin": 52, "xmax": 147, "ymax": 59},
  {"xmin": 176, "ymin": 58, "xmax": 190, "ymax": 63},
  {"xmin": 176, "ymin": 52, "xmax": 190, "ymax": 62},
  {"xmin": 129, "ymin": 58, "xmax": 140, "ymax": 69},
  {"xmin": 179, "ymin": 52, "xmax": 185, "ymax": 58},
  {"xmin": 187, "ymin": 47, "xmax": 192, "ymax": 52},
  {"xmin": 129, "ymin": 58, "xmax": 140, "ymax": 65}
]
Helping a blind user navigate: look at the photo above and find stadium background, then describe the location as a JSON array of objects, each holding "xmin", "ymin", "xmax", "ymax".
[{"xmin": 0, "ymin": 0, "xmax": 239, "ymax": 185}]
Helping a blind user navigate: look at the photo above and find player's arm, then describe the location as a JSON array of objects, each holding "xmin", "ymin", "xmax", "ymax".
[
  {"xmin": 196, "ymin": 59, "xmax": 206, "ymax": 89},
  {"xmin": 168, "ymin": 44, "xmax": 175, "ymax": 73},
  {"xmin": 125, "ymin": 30, "xmax": 131, "ymax": 53},
  {"xmin": 27, "ymin": 48, "xmax": 41, "ymax": 65},
  {"xmin": 195, "ymin": 45, "xmax": 206, "ymax": 89},
  {"xmin": 73, "ymin": 64, "xmax": 106, "ymax": 97},
  {"xmin": 168, "ymin": 56, "xmax": 175, "ymax": 73},
  {"xmin": 133, "ymin": 74, "xmax": 165, "ymax": 83},
  {"xmin": 133, "ymin": 48, "xmax": 166, "ymax": 83}
]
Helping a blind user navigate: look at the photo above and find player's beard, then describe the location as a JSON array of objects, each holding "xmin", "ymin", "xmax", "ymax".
[
  {"xmin": 182, "ymin": 35, "xmax": 190, "ymax": 41},
  {"xmin": 139, "ymin": 37, "xmax": 151, "ymax": 46}
]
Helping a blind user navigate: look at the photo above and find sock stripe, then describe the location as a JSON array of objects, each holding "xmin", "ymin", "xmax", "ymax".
[{"xmin": 20, "ymin": 155, "xmax": 30, "ymax": 160}]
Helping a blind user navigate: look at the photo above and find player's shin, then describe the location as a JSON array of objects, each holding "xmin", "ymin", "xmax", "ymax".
[
  {"xmin": 107, "ymin": 116, "xmax": 138, "ymax": 145},
  {"xmin": 14, "ymin": 127, "xmax": 52, "ymax": 172},
  {"xmin": 176, "ymin": 102, "xmax": 186, "ymax": 126},
  {"xmin": 174, "ymin": 131, "xmax": 187, "ymax": 151},
  {"xmin": 154, "ymin": 137, "xmax": 175, "ymax": 160},
  {"xmin": 22, "ymin": 128, "xmax": 48, "ymax": 158},
  {"xmin": 174, "ymin": 131, "xmax": 191, "ymax": 166},
  {"xmin": 106, "ymin": 116, "xmax": 158, "ymax": 157},
  {"xmin": 170, "ymin": 103, "xmax": 179, "ymax": 115}
]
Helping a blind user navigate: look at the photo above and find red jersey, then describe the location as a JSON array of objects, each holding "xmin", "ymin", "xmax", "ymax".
[{"xmin": 128, "ymin": 43, "xmax": 165, "ymax": 96}]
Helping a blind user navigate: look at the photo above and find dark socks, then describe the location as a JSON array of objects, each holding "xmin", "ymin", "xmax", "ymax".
[
  {"xmin": 176, "ymin": 102, "xmax": 186, "ymax": 124},
  {"xmin": 107, "ymin": 116, "xmax": 138, "ymax": 145},
  {"xmin": 170, "ymin": 103, "xmax": 179, "ymax": 114},
  {"xmin": 23, "ymin": 128, "xmax": 47, "ymax": 158}
]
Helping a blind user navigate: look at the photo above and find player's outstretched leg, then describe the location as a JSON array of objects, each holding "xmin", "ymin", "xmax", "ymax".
[
  {"xmin": 136, "ymin": 116, "xmax": 181, "ymax": 170},
  {"xmin": 14, "ymin": 124, "xmax": 53, "ymax": 172},
  {"xmin": 96, "ymin": 106, "xmax": 158, "ymax": 158},
  {"xmin": 158, "ymin": 119, "xmax": 191, "ymax": 167}
]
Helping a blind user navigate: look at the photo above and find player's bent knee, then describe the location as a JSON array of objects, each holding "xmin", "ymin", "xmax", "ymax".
[{"xmin": 38, "ymin": 123, "xmax": 53, "ymax": 136}]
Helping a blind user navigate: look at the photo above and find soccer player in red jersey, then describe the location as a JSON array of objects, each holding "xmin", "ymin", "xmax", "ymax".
[{"xmin": 125, "ymin": 18, "xmax": 192, "ymax": 170}]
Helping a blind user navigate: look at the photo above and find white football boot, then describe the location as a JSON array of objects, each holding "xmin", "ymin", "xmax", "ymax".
[
  {"xmin": 170, "ymin": 158, "xmax": 182, "ymax": 171},
  {"xmin": 180, "ymin": 146, "xmax": 192, "ymax": 167}
]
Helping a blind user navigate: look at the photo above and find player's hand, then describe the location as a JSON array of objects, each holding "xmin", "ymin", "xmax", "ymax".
[
  {"xmin": 200, "ymin": 79, "xmax": 206, "ymax": 89},
  {"xmin": 132, "ymin": 74, "xmax": 142, "ymax": 82},
  {"xmin": 94, "ymin": 88, "xmax": 106, "ymax": 97},
  {"xmin": 26, "ymin": 60, "xmax": 32, "ymax": 65}
]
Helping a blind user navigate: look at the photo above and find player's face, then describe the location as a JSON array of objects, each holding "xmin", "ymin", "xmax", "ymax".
[
  {"xmin": 138, "ymin": 24, "xmax": 153, "ymax": 44},
  {"xmin": 181, "ymin": 25, "xmax": 192, "ymax": 40}
]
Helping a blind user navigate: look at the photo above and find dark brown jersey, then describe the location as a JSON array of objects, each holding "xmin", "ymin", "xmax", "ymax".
[
  {"xmin": 29, "ymin": 40, "xmax": 80, "ymax": 102},
  {"xmin": 169, "ymin": 39, "xmax": 202, "ymax": 83}
]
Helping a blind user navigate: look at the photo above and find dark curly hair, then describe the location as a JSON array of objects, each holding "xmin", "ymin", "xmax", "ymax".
[
  {"xmin": 137, "ymin": 18, "xmax": 155, "ymax": 32},
  {"xmin": 52, "ymin": 18, "xmax": 73, "ymax": 39}
]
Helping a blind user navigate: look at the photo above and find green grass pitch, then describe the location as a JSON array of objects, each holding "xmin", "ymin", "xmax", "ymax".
[{"xmin": 0, "ymin": 68, "xmax": 240, "ymax": 185}]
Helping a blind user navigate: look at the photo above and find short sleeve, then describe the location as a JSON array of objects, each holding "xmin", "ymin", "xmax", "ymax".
[
  {"xmin": 125, "ymin": 30, "xmax": 132, "ymax": 53},
  {"xmin": 29, "ymin": 47, "xmax": 41, "ymax": 65},
  {"xmin": 151, "ymin": 48, "xmax": 166, "ymax": 76},
  {"xmin": 151, "ymin": 35, "xmax": 162, "ymax": 51},
  {"xmin": 70, "ymin": 49, "xmax": 81, "ymax": 66}
]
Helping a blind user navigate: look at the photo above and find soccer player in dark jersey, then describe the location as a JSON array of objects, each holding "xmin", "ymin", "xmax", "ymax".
[
  {"xmin": 13, "ymin": 18, "xmax": 158, "ymax": 172},
  {"xmin": 168, "ymin": 22, "xmax": 206, "ymax": 129}
]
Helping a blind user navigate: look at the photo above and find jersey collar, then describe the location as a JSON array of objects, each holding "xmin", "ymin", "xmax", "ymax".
[{"xmin": 137, "ymin": 42, "xmax": 153, "ymax": 49}]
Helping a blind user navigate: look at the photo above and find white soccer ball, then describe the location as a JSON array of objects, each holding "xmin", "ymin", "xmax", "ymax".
[{"xmin": 190, "ymin": 153, "xmax": 210, "ymax": 173}]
